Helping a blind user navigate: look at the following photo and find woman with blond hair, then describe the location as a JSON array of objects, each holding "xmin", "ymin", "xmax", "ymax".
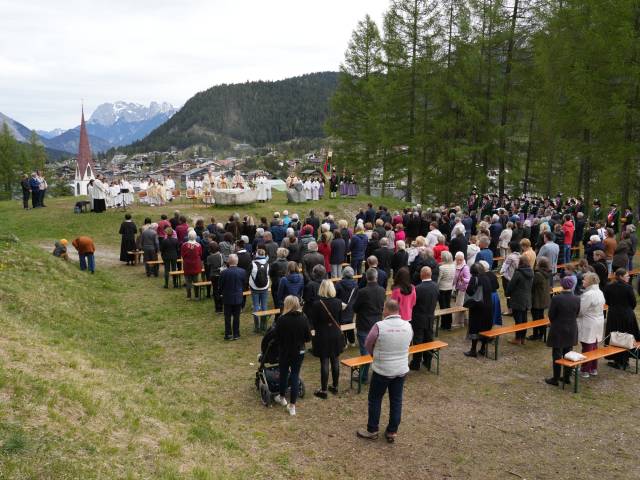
[
  {"xmin": 520, "ymin": 238, "xmax": 536, "ymax": 271},
  {"xmin": 311, "ymin": 279, "xmax": 344, "ymax": 398},
  {"xmin": 272, "ymin": 295, "xmax": 311, "ymax": 416}
]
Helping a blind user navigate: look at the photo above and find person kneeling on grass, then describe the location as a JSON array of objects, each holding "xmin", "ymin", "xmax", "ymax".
[
  {"xmin": 357, "ymin": 299, "xmax": 412, "ymax": 444},
  {"xmin": 52, "ymin": 239, "xmax": 68, "ymax": 261}
]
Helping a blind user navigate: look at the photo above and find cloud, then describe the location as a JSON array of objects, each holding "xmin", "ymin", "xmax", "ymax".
[{"xmin": 0, "ymin": 0, "xmax": 389, "ymax": 130}]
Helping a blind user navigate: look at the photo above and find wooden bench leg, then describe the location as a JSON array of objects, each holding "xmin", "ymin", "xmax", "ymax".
[
  {"xmin": 434, "ymin": 349, "xmax": 440, "ymax": 375},
  {"xmin": 494, "ymin": 336, "xmax": 500, "ymax": 361}
]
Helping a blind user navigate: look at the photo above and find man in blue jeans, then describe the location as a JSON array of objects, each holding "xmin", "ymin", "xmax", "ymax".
[
  {"xmin": 352, "ymin": 268, "xmax": 386, "ymax": 384},
  {"xmin": 249, "ymin": 249, "xmax": 271, "ymax": 333},
  {"xmin": 357, "ymin": 299, "xmax": 412, "ymax": 443}
]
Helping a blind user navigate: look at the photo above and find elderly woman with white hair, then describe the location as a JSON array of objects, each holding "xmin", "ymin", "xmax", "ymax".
[
  {"xmin": 452, "ymin": 251, "xmax": 470, "ymax": 327},
  {"xmin": 438, "ymin": 251, "xmax": 456, "ymax": 330},
  {"xmin": 577, "ymin": 272, "xmax": 606, "ymax": 377},
  {"xmin": 181, "ymin": 229, "xmax": 203, "ymax": 299}
]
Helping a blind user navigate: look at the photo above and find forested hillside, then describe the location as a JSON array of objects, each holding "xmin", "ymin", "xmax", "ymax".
[
  {"xmin": 123, "ymin": 72, "xmax": 338, "ymax": 153},
  {"xmin": 328, "ymin": 0, "xmax": 640, "ymax": 208}
]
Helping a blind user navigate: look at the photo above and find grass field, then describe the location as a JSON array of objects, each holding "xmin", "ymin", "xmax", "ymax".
[{"xmin": 1, "ymin": 193, "xmax": 639, "ymax": 479}]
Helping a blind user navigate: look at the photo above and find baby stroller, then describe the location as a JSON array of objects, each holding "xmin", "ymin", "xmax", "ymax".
[{"xmin": 255, "ymin": 325, "xmax": 305, "ymax": 406}]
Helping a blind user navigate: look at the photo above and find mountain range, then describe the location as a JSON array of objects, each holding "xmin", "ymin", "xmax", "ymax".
[
  {"xmin": 1, "ymin": 101, "xmax": 178, "ymax": 156},
  {"xmin": 121, "ymin": 72, "xmax": 339, "ymax": 154}
]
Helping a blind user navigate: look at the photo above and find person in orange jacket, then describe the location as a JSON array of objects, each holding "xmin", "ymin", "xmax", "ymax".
[{"xmin": 72, "ymin": 236, "xmax": 96, "ymax": 273}]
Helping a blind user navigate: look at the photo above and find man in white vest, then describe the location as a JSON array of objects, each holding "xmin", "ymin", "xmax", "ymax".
[{"xmin": 357, "ymin": 298, "xmax": 412, "ymax": 443}]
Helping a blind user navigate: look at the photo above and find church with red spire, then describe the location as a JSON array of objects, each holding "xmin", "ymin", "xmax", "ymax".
[{"xmin": 74, "ymin": 106, "xmax": 95, "ymax": 196}]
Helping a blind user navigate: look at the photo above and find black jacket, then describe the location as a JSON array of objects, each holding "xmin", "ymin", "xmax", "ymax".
[
  {"xmin": 505, "ymin": 265, "xmax": 534, "ymax": 311},
  {"xmin": 411, "ymin": 280, "xmax": 440, "ymax": 329},
  {"xmin": 352, "ymin": 282, "xmax": 386, "ymax": 333},
  {"xmin": 311, "ymin": 297, "xmax": 344, "ymax": 358},
  {"xmin": 547, "ymin": 291, "xmax": 580, "ymax": 348},
  {"xmin": 449, "ymin": 235, "xmax": 468, "ymax": 260},
  {"xmin": 275, "ymin": 311, "xmax": 311, "ymax": 361},
  {"xmin": 373, "ymin": 247, "xmax": 393, "ymax": 274},
  {"xmin": 329, "ymin": 238, "xmax": 346, "ymax": 264},
  {"xmin": 391, "ymin": 250, "xmax": 409, "ymax": 274},
  {"xmin": 159, "ymin": 237, "xmax": 179, "ymax": 261},
  {"xmin": 302, "ymin": 252, "xmax": 325, "ymax": 282},
  {"xmin": 604, "ymin": 281, "xmax": 640, "ymax": 339}
]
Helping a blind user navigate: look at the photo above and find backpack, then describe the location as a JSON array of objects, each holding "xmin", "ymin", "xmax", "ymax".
[{"xmin": 252, "ymin": 261, "xmax": 269, "ymax": 289}]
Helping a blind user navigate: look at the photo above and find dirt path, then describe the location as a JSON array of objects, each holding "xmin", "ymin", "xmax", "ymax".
[{"xmin": 36, "ymin": 241, "xmax": 123, "ymax": 268}]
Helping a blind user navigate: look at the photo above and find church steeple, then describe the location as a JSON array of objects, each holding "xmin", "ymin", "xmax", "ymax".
[
  {"xmin": 74, "ymin": 104, "xmax": 95, "ymax": 196},
  {"xmin": 76, "ymin": 104, "xmax": 94, "ymax": 181}
]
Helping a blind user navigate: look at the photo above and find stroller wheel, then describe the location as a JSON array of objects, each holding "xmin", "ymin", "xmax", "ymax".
[
  {"xmin": 259, "ymin": 383, "xmax": 271, "ymax": 407},
  {"xmin": 298, "ymin": 379, "xmax": 305, "ymax": 399}
]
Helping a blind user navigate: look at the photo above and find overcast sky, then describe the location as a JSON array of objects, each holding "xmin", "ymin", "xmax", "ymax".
[{"xmin": 0, "ymin": 0, "xmax": 389, "ymax": 131}]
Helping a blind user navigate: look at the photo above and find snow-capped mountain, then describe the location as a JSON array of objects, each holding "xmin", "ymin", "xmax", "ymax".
[
  {"xmin": 36, "ymin": 128, "xmax": 65, "ymax": 139},
  {"xmin": 43, "ymin": 101, "xmax": 179, "ymax": 153},
  {"xmin": 2, "ymin": 101, "xmax": 177, "ymax": 154},
  {"xmin": 89, "ymin": 101, "xmax": 177, "ymax": 127}
]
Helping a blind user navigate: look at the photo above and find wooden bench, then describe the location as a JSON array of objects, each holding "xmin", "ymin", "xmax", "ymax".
[
  {"xmin": 169, "ymin": 268, "xmax": 204, "ymax": 288},
  {"xmin": 551, "ymin": 286, "xmax": 563, "ymax": 295},
  {"xmin": 145, "ymin": 259, "xmax": 163, "ymax": 266},
  {"xmin": 253, "ymin": 308, "xmax": 281, "ymax": 318},
  {"xmin": 555, "ymin": 342, "xmax": 640, "ymax": 393},
  {"xmin": 127, "ymin": 250, "xmax": 143, "ymax": 264},
  {"xmin": 434, "ymin": 306, "xmax": 468, "ymax": 337},
  {"xmin": 193, "ymin": 281, "xmax": 212, "ymax": 299},
  {"xmin": 556, "ymin": 261, "xmax": 578, "ymax": 270},
  {"xmin": 169, "ymin": 270, "xmax": 185, "ymax": 287},
  {"xmin": 480, "ymin": 318, "xmax": 551, "ymax": 360},
  {"xmin": 341, "ymin": 340, "xmax": 449, "ymax": 393}
]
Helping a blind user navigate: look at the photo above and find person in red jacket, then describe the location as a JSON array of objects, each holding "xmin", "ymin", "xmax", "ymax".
[
  {"xmin": 432, "ymin": 234, "xmax": 449, "ymax": 264},
  {"xmin": 175, "ymin": 215, "xmax": 190, "ymax": 244},
  {"xmin": 318, "ymin": 232, "xmax": 332, "ymax": 272},
  {"xmin": 181, "ymin": 229, "xmax": 203, "ymax": 299},
  {"xmin": 562, "ymin": 215, "xmax": 575, "ymax": 264}
]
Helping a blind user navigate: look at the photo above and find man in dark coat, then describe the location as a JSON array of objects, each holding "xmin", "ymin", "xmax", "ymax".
[
  {"xmin": 373, "ymin": 238, "xmax": 393, "ymax": 276},
  {"xmin": 219, "ymin": 254, "xmax": 246, "ymax": 340},
  {"xmin": 358, "ymin": 256, "xmax": 388, "ymax": 290},
  {"xmin": 545, "ymin": 276, "xmax": 580, "ymax": 386},
  {"xmin": 301, "ymin": 242, "xmax": 325, "ymax": 283},
  {"xmin": 20, "ymin": 174, "xmax": 30, "ymax": 209},
  {"xmin": 305, "ymin": 210, "xmax": 320, "ymax": 234},
  {"xmin": 352, "ymin": 268, "xmax": 385, "ymax": 383},
  {"xmin": 449, "ymin": 233, "xmax": 468, "ymax": 260},
  {"xmin": 409, "ymin": 266, "xmax": 440, "ymax": 370},
  {"xmin": 365, "ymin": 203, "xmax": 376, "ymax": 225}
]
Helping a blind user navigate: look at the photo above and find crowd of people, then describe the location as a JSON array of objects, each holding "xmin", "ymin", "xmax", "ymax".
[
  {"xmin": 20, "ymin": 171, "xmax": 48, "ymax": 209},
  {"xmin": 104, "ymin": 191, "xmax": 640, "ymax": 435}
]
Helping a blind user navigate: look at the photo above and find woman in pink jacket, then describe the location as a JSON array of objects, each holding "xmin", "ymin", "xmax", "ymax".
[
  {"xmin": 390, "ymin": 267, "xmax": 416, "ymax": 321},
  {"xmin": 452, "ymin": 252, "xmax": 471, "ymax": 328}
]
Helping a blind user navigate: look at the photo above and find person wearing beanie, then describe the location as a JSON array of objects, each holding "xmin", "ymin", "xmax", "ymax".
[
  {"xmin": 545, "ymin": 275, "xmax": 580, "ymax": 386},
  {"xmin": 52, "ymin": 239, "xmax": 69, "ymax": 260}
]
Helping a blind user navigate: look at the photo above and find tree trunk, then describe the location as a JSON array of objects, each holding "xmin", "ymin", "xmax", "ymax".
[
  {"xmin": 482, "ymin": 0, "xmax": 493, "ymax": 192},
  {"xmin": 523, "ymin": 108, "xmax": 535, "ymax": 194},
  {"xmin": 406, "ymin": 0, "xmax": 420, "ymax": 203},
  {"xmin": 498, "ymin": 0, "xmax": 519, "ymax": 197},
  {"xmin": 583, "ymin": 129, "xmax": 592, "ymax": 211}
]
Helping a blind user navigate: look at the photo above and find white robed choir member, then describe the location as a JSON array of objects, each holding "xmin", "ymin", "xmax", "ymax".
[
  {"xmin": 303, "ymin": 178, "xmax": 312, "ymax": 200},
  {"xmin": 311, "ymin": 179, "xmax": 320, "ymax": 201}
]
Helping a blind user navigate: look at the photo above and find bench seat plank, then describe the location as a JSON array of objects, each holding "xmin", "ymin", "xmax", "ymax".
[{"xmin": 341, "ymin": 341, "xmax": 449, "ymax": 392}]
